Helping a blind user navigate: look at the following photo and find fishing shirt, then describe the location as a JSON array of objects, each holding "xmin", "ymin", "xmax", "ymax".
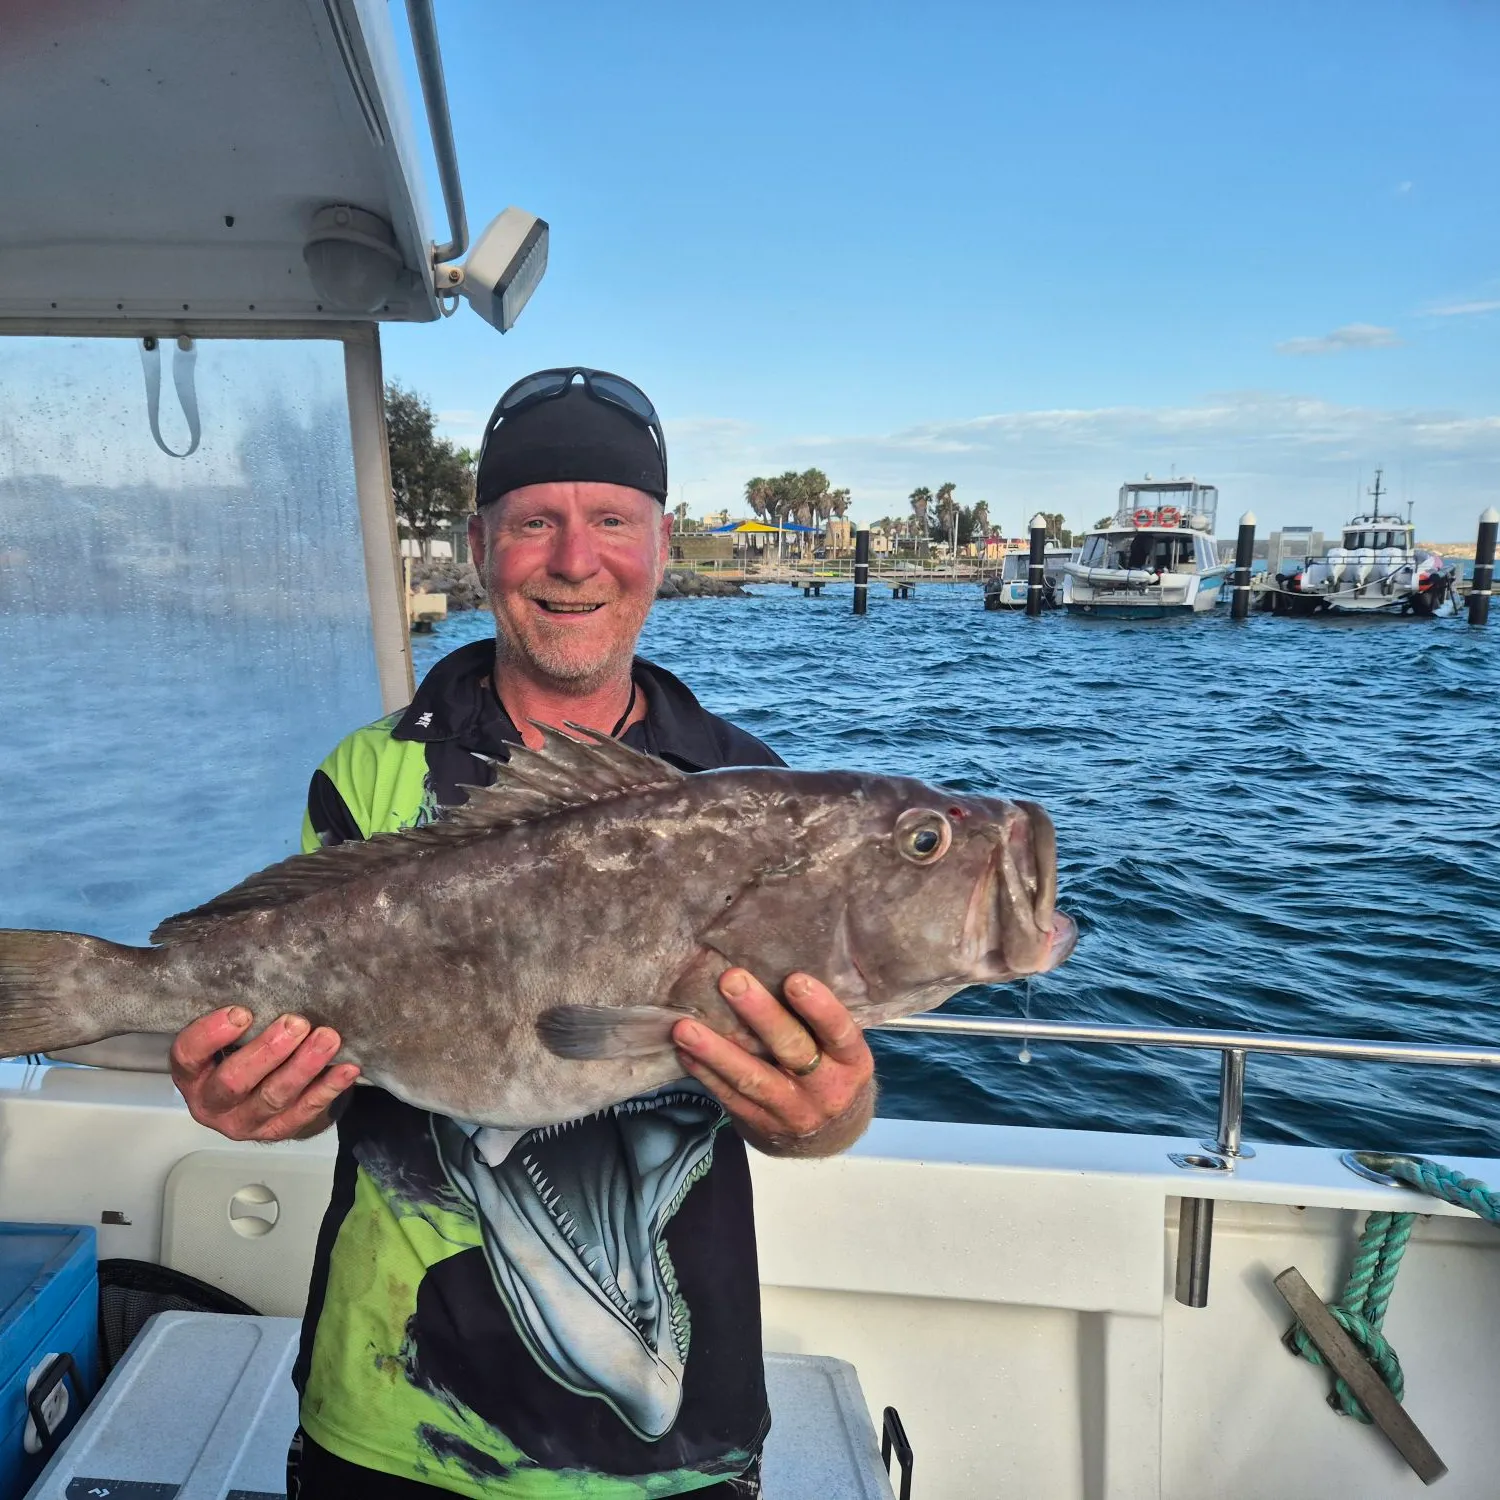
[{"xmin": 292, "ymin": 638, "xmax": 783, "ymax": 1498}]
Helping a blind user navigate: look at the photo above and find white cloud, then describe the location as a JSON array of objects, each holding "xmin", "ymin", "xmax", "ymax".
[
  {"xmin": 1275, "ymin": 323, "xmax": 1401, "ymax": 355},
  {"xmin": 1427, "ymin": 299, "xmax": 1500, "ymax": 318}
]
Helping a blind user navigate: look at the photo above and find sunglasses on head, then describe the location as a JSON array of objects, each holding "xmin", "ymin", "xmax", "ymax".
[{"xmin": 487, "ymin": 367, "xmax": 668, "ymax": 490}]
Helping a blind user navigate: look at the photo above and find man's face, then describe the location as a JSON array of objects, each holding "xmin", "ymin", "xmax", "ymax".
[{"xmin": 469, "ymin": 481, "xmax": 672, "ymax": 690}]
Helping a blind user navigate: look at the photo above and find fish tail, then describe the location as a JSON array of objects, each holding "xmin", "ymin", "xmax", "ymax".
[{"xmin": 0, "ymin": 929, "xmax": 153, "ymax": 1056}]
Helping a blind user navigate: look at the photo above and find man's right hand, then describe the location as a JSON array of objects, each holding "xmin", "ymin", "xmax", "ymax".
[{"xmin": 170, "ymin": 1007, "xmax": 359, "ymax": 1142}]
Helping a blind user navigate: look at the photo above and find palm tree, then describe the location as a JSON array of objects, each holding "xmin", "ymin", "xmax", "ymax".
[
  {"xmin": 909, "ymin": 486, "xmax": 932, "ymax": 534},
  {"xmin": 672, "ymin": 500, "xmax": 690, "ymax": 530},
  {"xmin": 970, "ymin": 500, "xmax": 990, "ymax": 539},
  {"xmin": 745, "ymin": 477, "xmax": 771, "ymax": 521},
  {"xmin": 935, "ymin": 482, "xmax": 958, "ymax": 552}
]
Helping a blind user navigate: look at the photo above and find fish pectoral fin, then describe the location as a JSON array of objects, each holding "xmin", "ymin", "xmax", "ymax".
[{"xmin": 536, "ymin": 1005, "xmax": 691, "ymax": 1061}]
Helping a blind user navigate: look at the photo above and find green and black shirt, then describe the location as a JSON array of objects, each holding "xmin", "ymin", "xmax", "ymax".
[{"xmin": 293, "ymin": 639, "xmax": 783, "ymax": 1498}]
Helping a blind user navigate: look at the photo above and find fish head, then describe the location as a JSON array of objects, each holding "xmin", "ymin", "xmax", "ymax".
[{"xmin": 833, "ymin": 780, "xmax": 1077, "ymax": 1014}]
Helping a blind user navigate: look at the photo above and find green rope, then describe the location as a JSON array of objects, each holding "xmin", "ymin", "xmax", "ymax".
[
  {"xmin": 1285, "ymin": 1210, "xmax": 1416, "ymax": 1420},
  {"xmin": 1284, "ymin": 1153, "xmax": 1500, "ymax": 1421}
]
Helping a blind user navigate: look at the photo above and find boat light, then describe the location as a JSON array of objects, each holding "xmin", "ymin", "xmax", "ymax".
[
  {"xmin": 302, "ymin": 205, "xmax": 405, "ymax": 313},
  {"xmin": 445, "ymin": 207, "xmax": 550, "ymax": 333}
]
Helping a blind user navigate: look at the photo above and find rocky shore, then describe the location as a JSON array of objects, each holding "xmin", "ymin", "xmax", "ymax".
[{"xmin": 408, "ymin": 559, "xmax": 748, "ymax": 607}]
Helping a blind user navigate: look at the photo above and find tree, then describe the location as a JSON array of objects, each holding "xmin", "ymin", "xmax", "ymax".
[
  {"xmin": 385, "ymin": 382, "xmax": 474, "ymax": 560},
  {"xmin": 970, "ymin": 500, "xmax": 990, "ymax": 540},
  {"xmin": 935, "ymin": 482, "xmax": 958, "ymax": 547},
  {"xmin": 673, "ymin": 500, "xmax": 690, "ymax": 530},
  {"xmin": 909, "ymin": 486, "xmax": 932, "ymax": 536}
]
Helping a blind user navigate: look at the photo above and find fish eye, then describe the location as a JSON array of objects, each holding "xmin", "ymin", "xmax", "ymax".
[{"xmin": 894, "ymin": 808, "xmax": 952, "ymax": 865}]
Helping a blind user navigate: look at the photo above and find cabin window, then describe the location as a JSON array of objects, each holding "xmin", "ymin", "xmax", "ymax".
[
  {"xmin": 1079, "ymin": 535, "xmax": 1108, "ymax": 567},
  {"xmin": 0, "ymin": 337, "xmax": 383, "ymax": 944}
]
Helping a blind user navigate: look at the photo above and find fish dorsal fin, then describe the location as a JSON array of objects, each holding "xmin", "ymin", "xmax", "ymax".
[{"xmin": 150, "ymin": 725, "xmax": 685, "ymax": 945}]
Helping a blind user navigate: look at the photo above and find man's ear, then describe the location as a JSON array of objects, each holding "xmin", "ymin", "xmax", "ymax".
[{"xmin": 658, "ymin": 510, "xmax": 674, "ymax": 561}]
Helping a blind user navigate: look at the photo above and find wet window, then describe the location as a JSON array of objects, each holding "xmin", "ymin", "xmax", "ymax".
[{"xmin": 0, "ymin": 337, "xmax": 382, "ymax": 944}]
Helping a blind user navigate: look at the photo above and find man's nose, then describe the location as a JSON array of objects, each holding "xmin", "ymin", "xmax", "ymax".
[{"xmin": 547, "ymin": 519, "xmax": 601, "ymax": 581}]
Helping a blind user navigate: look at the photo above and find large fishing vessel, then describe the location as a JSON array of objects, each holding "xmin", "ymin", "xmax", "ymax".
[
  {"xmin": 3, "ymin": 9, "xmax": 1499, "ymax": 1500},
  {"xmin": 1061, "ymin": 479, "xmax": 1228, "ymax": 618},
  {"xmin": 1270, "ymin": 473, "xmax": 1457, "ymax": 616}
]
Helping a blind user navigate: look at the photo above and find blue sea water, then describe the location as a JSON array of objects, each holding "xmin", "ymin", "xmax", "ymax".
[
  {"xmin": 3, "ymin": 586, "xmax": 1498, "ymax": 1158},
  {"xmin": 417, "ymin": 588, "xmax": 1500, "ymax": 1158}
]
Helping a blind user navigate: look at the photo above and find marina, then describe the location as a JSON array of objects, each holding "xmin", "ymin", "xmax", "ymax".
[{"xmin": 2, "ymin": 5, "xmax": 1499, "ymax": 1500}]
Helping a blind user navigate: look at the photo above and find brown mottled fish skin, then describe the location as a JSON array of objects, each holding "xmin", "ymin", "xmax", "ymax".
[{"xmin": 0, "ymin": 734, "xmax": 1076, "ymax": 1127}]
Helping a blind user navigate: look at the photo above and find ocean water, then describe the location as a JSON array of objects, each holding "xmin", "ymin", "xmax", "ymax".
[
  {"xmin": 4, "ymin": 587, "xmax": 1498, "ymax": 1158},
  {"xmin": 417, "ymin": 588, "xmax": 1500, "ymax": 1158}
]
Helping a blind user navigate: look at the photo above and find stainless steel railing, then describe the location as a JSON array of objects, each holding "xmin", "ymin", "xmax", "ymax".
[{"xmin": 881, "ymin": 1014, "xmax": 1500, "ymax": 1308}]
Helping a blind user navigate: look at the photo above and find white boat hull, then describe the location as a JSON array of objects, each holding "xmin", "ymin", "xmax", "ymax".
[{"xmin": 11, "ymin": 1063, "xmax": 1500, "ymax": 1498}]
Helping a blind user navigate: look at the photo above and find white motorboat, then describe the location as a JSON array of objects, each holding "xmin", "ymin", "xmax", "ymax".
[
  {"xmin": 1062, "ymin": 479, "xmax": 1228, "ymax": 618},
  {"xmin": 1277, "ymin": 473, "xmax": 1456, "ymax": 616},
  {"xmin": 983, "ymin": 544, "xmax": 1075, "ymax": 610},
  {"xmin": 4, "ymin": 11, "xmax": 1500, "ymax": 1500}
]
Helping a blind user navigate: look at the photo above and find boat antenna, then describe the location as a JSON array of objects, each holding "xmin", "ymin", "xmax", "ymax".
[{"xmin": 1369, "ymin": 467, "xmax": 1385, "ymax": 517}]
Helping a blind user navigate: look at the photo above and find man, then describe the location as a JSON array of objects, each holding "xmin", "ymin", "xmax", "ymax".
[{"xmin": 169, "ymin": 368, "xmax": 876, "ymax": 1499}]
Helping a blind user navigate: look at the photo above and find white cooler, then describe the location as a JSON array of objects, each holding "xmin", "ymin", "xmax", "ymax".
[{"xmin": 27, "ymin": 1312, "xmax": 896, "ymax": 1499}]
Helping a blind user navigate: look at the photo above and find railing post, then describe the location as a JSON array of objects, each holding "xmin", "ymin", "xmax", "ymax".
[{"xmin": 1203, "ymin": 1047, "xmax": 1254, "ymax": 1160}]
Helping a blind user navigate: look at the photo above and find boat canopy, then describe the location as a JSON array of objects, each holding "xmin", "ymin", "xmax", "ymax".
[
  {"xmin": 1113, "ymin": 477, "xmax": 1218, "ymax": 534},
  {"xmin": 0, "ymin": 0, "xmax": 444, "ymax": 326}
]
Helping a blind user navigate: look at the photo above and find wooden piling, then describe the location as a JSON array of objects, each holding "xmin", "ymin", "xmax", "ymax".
[
  {"xmin": 853, "ymin": 528, "xmax": 870, "ymax": 615},
  {"xmin": 1230, "ymin": 512, "xmax": 1256, "ymax": 621},
  {"xmin": 1469, "ymin": 507, "xmax": 1497, "ymax": 626},
  {"xmin": 1025, "ymin": 514, "xmax": 1046, "ymax": 617}
]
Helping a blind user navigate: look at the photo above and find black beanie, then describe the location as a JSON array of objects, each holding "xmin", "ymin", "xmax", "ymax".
[{"xmin": 475, "ymin": 384, "xmax": 667, "ymax": 507}]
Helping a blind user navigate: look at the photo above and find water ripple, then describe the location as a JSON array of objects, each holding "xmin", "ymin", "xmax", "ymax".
[{"xmin": 424, "ymin": 588, "xmax": 1500, "ymax": 1154}]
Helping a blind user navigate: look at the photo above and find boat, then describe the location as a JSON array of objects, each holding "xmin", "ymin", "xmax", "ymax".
[
  {"xmin": 1270, "ymin": 473, "xmax": 1457, "ymax": 616},
  {"xmin": 1062, "ymin": 479, "xmax": 1228, "ymax": 617},
  {"xmin": 982, "ymin": 543, "xmax": 1075, "ymax": 610},
  {"xmin": 5, "ymin": 10, "xmax": 1500, "ymax": 1500}
]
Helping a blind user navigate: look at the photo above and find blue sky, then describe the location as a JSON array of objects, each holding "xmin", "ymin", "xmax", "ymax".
[{"xmin": 383, "ymin": 1, "xmax": 1499, "ymax": 540}]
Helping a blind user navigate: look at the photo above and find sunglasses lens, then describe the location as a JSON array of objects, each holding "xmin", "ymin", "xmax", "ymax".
[
  {"xmin": 499, "ymin": 370, "xmax": 572, "ymax": 411},
  {"xmin": 588, "ymin": 373, "xmax": 657, "ymax": 423}
]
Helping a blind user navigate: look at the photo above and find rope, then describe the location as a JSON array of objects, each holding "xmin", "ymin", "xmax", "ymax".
[
  {"xmin": 1285, "ymin": 1211, "xmax": 1415, "ymax": 1420},
  {"xmin": 1285, "ymin": 1154, "xmax": 1500, "ymax": 1422}
]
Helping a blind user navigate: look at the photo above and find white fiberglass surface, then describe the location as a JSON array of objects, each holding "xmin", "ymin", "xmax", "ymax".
[{"xmin": 0, "ymin": 337, "xmax": 381, "ymax": 945}]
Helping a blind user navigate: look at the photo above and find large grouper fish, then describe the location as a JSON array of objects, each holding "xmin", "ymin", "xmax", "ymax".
[{"xmin": 0, "ymin": 728, "xmax": 1076, "ymax": 1126}]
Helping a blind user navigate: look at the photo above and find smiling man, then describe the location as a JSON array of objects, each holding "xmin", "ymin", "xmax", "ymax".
[{"xmin": 167, "ymin": 369, "xmax": 876, "ymax": 1500}]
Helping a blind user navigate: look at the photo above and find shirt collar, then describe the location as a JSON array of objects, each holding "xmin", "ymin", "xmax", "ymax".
[{"xmin": 392, "ymin": 638, "xmax": 726, "ymax": 771}]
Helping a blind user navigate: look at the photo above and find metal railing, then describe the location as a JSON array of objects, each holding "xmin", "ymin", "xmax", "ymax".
[{"xmin": 882, "ymin": 1014, "xmax": 1500, "ymax": 1309}]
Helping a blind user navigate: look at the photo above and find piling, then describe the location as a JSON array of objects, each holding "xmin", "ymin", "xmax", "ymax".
[
  {"xmin": 1230, "ymin": 511, "xmax": 1256, "ymax": 622},
  {"xmin": 1025, "ymin": 513, "xmax": 1047, "ymax": 618},
  {"xmin": 853, "ymin": 527, "xmax": 870, "ymax": 616},
  {"xmin": 1469, "ymin": 507, "xmax": 1498, "ymax": 626}
]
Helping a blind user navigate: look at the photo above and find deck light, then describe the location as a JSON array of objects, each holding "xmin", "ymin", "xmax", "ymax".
[
  {"xmin": 443, "ymin": 207, "xmax": 550, "ymax": 333},
  {"xmin": 303, "ymin": 205, "xmax": 405, "ymax": 312}
]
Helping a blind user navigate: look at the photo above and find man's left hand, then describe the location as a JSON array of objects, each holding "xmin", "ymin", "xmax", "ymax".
[{"xmin": 672, "ymin": 969, "xmax": 876, "ymax": 1157}]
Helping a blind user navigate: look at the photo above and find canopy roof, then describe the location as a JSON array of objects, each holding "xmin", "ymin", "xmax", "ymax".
[
  {"xmin": 706, "ymin": 518, "xmax": 823, "ymax": 534},
  {"xmin": 0, "ymin": 0, "xmax": 438, "ymax": 325}
]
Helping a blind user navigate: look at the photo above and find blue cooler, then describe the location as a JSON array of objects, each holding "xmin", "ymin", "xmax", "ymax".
[{"xmin": 0, "ymin": 1225, "xmax": 97, "ymax": 1500}]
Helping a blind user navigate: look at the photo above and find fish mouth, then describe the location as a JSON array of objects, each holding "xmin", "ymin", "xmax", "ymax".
[
  {"xmin": 974, "ymin": 801, "xmax": 1076, "ymax": 978},
  {"xmin": 433, "ymin": 1085, "xmax": 724, "ymax": 1441}
]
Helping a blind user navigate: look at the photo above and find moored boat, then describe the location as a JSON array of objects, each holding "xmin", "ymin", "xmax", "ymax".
[
  {"xmin": 982, "ymin": 543, "xmax": 1075, "ymax": 610},
  {"xmin": 1062, "ymin": 478, "xmax": 1227, "ymax": 618},
  {"xmin": 1271, "ymin": 472, "xmax": 1457, "ymax": 617}
]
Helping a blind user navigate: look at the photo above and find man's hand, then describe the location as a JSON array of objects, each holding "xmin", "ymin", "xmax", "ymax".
[
  {"xmin": 672, "ymin": 970, "xmax": 876, "ymax": 1157},
  {"xmin": 170, "ymin": 1007, "xmax": 359, "ymax": 1143}
]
